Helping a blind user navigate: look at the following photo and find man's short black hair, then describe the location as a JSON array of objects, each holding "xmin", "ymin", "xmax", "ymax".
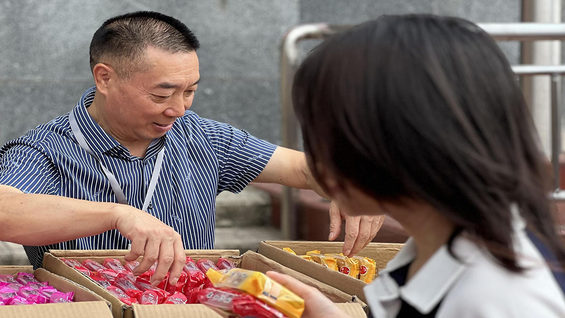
[{"xmin": 89, "ymin": 11, "xmax": 200, "ymax": 77}]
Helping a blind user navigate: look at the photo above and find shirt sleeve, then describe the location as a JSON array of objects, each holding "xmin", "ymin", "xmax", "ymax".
[
  {"xmin": 195, "ymin": 115, "xmax": 277, "ymax": 193},
  {"xmin": 0, "ymin": 143, "xmax": 60, "ymax": 194}
]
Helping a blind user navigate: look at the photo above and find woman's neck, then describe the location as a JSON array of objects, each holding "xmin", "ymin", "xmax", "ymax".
[{"xmin": 387, "ymin": 201, "xmax": 456, "ymax": 280}]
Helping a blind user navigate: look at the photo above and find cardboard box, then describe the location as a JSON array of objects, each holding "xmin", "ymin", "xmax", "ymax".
[
  {"xmin": 43, "ymin": 249, "xmax": 366, "ymax": 318},
  {"xmin": 258, "ymin": 240, "xmax": 403, "ymax": 303},
  {"xmin": 0, "ymin": 265, "xmax": 112, "ymax": 318}
]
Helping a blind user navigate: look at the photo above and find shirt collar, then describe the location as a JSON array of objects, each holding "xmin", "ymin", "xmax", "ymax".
[
  {"xmin": 71, "ymin": 86, "xmax": 165, "ymax": 159},
  {"xmin": 364, "ymin": 235, "xmax": 481, "ymax": 316}
]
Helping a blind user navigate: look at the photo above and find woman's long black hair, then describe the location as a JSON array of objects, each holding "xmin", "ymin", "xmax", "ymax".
[{"xmin": 292, "ymin": 14, "xmax": 565, "ymax": 271}]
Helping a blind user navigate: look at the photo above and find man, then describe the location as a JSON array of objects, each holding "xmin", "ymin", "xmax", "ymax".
[{"xmin": 0, "ymin": 11, "xmax": 383, "ymax": 286}]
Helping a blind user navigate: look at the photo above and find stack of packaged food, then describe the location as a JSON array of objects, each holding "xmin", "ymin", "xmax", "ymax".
[
  {"xmin": 61, "ymin": 257, "xmax": 304, "ymax": 318},
  {"xmin": 283, "ymin": 248, "xmax": 377, "ymax": 283},
  {"xmin": 0, "ymin": 272, "xmax": 74, "ymax": 305}
]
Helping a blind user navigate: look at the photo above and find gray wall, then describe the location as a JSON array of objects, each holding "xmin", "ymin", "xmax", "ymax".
[{"xmin": 0, "ymin": 0, "xmax": 520, "ymax": 146}]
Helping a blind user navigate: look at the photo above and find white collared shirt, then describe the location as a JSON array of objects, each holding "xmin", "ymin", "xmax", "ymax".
[{"xmin": 364, "ymin": 215, "xmax": 565, "ymax": 317}]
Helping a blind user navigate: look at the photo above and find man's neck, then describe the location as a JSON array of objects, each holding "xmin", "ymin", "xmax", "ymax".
[{"xmin": 87, "ymin": 96, "xmax": 150, "ymax": 158}]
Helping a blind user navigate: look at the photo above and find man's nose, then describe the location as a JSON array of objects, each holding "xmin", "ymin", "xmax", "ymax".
[{"xmin": 166, "ymin": 95, "xmax": 186, "ymax": 117}]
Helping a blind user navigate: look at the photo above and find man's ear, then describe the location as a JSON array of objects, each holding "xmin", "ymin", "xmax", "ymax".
[{"xmin": 92, "ymin": 63, "xmax": 115, "ymax": 95}]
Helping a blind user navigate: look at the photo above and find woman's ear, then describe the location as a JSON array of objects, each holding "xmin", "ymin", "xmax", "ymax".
[{"xmin": 92, "ymin": 63, "xmax": 115, "ymax": 95}]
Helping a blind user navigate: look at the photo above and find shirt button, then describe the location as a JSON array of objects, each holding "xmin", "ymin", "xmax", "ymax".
[{"xmin": 148, "ymin": 203, "xmax": 153, "ymax": 210}]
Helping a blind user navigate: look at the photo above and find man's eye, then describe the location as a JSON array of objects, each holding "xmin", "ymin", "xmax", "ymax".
[{"xmin": 152, "ymin": 94, "xmax": 171, "ymax": 100}]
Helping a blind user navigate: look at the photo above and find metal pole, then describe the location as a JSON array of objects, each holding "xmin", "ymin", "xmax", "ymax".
[{"xmin": 551, "ymin": 73, "xmax": 561, "ymax": 192}]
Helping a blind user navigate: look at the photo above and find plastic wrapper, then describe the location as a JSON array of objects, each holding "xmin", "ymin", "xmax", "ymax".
[
  {"xmin": 232, "ymin": 297, "xmax": 286, "ymax": 318},
  {"xmin": 88, "ymin": 271, "xmax": 112, "ymax": 288},
  {"xmin": 196, "ymin": 259, "xmax": 219, "ymax": 273},
  {"xmin": 104, "ymin": 258, "xmax": 128, "ymax": 274},
  {"xmin": 140, "ymin": 290, "xmax": 160, "ymax": 305},
  {"xmin": 123, "ymin": 260, "xmax": 139, "ymax": 272},
  {"xmin": 184, "ymin": 284, "xmax": 203, "ymax": 304},
  {"xmin": 61, "ymin": 258, "xmax": 91, "ymax": 276},
  {"xmin": 334, "ymin": 254, "xmax": 359, "ymax": 278},
  {"xmin": 156, "ymin": 273, "xmax": 169, "ymax": 290},
  {"xmin": 105, "ymin": 286, "xmax": 137, "ymax": 305},
  {"xmin": 183, "ymin": 258, "xmax": 206, "ymax": 288},
  {"xmin": 25, "ymin": 281, "xmax": 48, "ymax": 290},
  {"xmin": 113, "ymin": 277, "xmax": 142, "ymax": 299},
  {"xmin": 283, "ymin": 247, "xmax": 296, "ymax": 255},
  {"xmin": 163, "ymin": 291, "xmax": 187, "ymax": 304},
  {"xmin": 17, "ymin": 286, "xmax": 39, "ymax": 299},
  {"xmin": 7, "ymin": 295, "xmax": 30, "ymax": 305},
  {"xmin": 49, "ymin": 291, "xmax": 74, "ymax": 303},
  {"xmin": 38, "ymin": 286, "xmax": 58, "ymax": 299},
  {"xmin": 197, "ymin": 287, "xmax": 249, "ymax": 311},
  {"xmin": 164, "ymin": 271, "xmax": 187, "ymax": 294},
  {"xmin": 207, "ymin": 268, "xmax": 304, "ymax": 318},
  {"xmin": 18, "ymin": 284, "xmax": 48, "ymax": 304},
  {"xmin": 138, "ymin": 263, "xmax": 157, "ymax": 281},
  {"xmin": 0, "ymin": 285, "xmax": 18, "ymax": 300},
  {"xmin": 16, "ymin": 273, "xmax": 39, "ymax": 285},
  {"xmin": 0, "ymin": 274, "xmax": 17, "ymax": 284},
  {"xmin": 135, "ymin": 277, "xmax": 169, "ymax": 303},
  {"xmin": 353, "ymin": 256, "xmax": 377, "ymax": 283},
  {"xmin": 83, "ymin": 259, "xmax": 108, "ymax": 273},
  {"xmin": 28, "ymin": 294, "xmax": 48, "ymax": 304},
  {"xmin": 216, "ymin": 258, "xmax": 236, "ymax": 271},
  {"xmin": 306, "ymin": 253, "xmax": 338, "ymax": 271},
  {"xmin": 100, "ymin": 269, "xmax": 119, "ymax": 282}
]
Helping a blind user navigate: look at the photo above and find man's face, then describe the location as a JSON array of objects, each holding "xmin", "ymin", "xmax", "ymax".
[{"xmin": 102, "ymin": 46, "xmax": 200, "ymax": 147}]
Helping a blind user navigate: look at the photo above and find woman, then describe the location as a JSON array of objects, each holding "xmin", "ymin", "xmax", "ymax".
[{"xmin": 267, "ymin": 14, "xmax": 565, "ymax": 317}]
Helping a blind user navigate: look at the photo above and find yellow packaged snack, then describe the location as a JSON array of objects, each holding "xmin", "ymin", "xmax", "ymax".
[
  {"xmin": 283, "ymin": 247, "xmax": 297, "ymax": 255},
  {"xmin": 354, "ymin": 256, "xmax": 377, "ymax": 283},
  {"xmin": 306, "ymin": 250, "xmax": 321, "ymax": 255},
  {"xmin": 320, "ymin": 255, "xmax": 338, "ymax": 271},
  {"xmin": 305, "ymin": 252, "xmax": 338, "ymax": 271},
  {"xmin": 206, "ymin": 268, "xmax": 304, "ymax": 318},
  {"xmin": 307, "ymin": 252, "xmax": 324, "ymax": 265},
  {"xmin": 299, "ymin": 255, "xmax": 313, "ymax": 262},
  {"xmin": 335, "ymin": 254, "xmax": 359, "ymax": 278}
]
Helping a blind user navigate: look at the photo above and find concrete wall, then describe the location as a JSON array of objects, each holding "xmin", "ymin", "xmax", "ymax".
[{"xmin": 0, "ymin": 0, "xmax": 520, "ymax": 147}]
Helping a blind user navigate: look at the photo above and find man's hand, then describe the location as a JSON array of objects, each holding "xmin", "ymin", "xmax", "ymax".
[
  {"xmin": 112, "ymin": 205, "xmax": 185, "ymax": 286},
  {"xmin": 328, "ymin": 201, "xmax": 385, "ymax": 256},
  {"xmin": 266, "ymin": 271, "xmax": 349, "ymax": 318}
]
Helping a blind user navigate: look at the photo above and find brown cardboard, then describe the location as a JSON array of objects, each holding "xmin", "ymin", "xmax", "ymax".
[
  {"xmin": 131, "ymin": 303, "xmax": 366, "ymax": 318},
  {"xmin": 0, "ymin": 266, "xmax": 112, "ymax": 318},
  {"xmin": 43, "ymin": 249, "xmax": 366, "ymax": 318},
  {"xmin": 132, "ymin": 303, "xmax": 224, "ymax": 318},
  {"xmin": 258, "ymin": 240, "xmax": 403, "ymax": 303}
]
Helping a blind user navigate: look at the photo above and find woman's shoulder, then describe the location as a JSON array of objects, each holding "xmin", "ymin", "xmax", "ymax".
[{"xmin": 438, "ymin": 237, "xmax": 565, "ymax": 317}]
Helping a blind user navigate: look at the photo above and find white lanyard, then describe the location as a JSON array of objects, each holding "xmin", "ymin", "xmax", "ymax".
[{"xmin": 69, "ymin": 111, "xmax": 165, "ymax": 211}]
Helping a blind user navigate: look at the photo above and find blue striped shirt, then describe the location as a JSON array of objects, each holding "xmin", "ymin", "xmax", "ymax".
[{"xmin": 0, "ymin": 87, "xmax": 276, "ymax": 268}]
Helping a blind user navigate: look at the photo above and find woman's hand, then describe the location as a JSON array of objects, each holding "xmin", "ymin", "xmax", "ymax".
[{"xmin": 266, "ymin": 271, "xmax": 350, "ymax": 318}]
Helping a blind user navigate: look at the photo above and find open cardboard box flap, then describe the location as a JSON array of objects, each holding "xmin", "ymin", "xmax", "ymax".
[
  {"xmin": 44, "ymin": 249, "xmax": 366, "ymax": 318},
  {"xmin": 131, "ymin": 303, "xmax": 365, "ymax": 318},
  {"xmin": 258, "ymin": 240, "xmax": 403, "ymax": 303},
  {"xmin": 0, "ymin": 266, "xmax": 112, "ymax": 318}
]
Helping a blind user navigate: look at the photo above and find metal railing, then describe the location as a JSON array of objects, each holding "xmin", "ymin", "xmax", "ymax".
[{"xmin": 279, "ymin": 23, "xmax": 565, "ymax": 239}]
